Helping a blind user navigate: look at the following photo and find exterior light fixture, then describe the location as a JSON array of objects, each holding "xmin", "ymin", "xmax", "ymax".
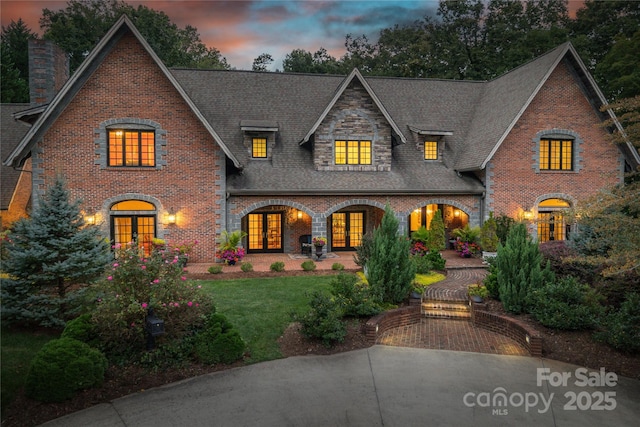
[
  {"xmin": 166, "ymin": 209, "xmax": 177, "ymax": 225},
  {"xmin": 84, "ymin": 214, "xmax": 95, "ymax": 225},
  {"xmin": 523, "ymin": 210, "xmax": 534, "ymax": 220},
  {"xmin": 297, "ymin": 210, "xmax": 303, "ymax": 219},
  {"xmin": 454, "ymin": 209, "xmax": 460, "ymax": 217}
]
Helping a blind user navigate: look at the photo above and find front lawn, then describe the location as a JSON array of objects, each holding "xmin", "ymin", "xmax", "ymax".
[
  {"xmin": 199, "ymin": 275, "xmax": 334, "ymax": 363},
  {"xmin": 1, "ymin": 327, "xmax": 58, "ymax": 416}
]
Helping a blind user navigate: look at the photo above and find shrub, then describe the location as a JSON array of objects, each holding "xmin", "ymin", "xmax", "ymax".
[
  {"xmin": 367, "ymin": 203, "xmax": 417, "ymax": 304},
  {"xmin": 91, "ymin": 243, "xmax": 214, "ymax": 361},
  {"xmin": 208, "ymin": 265, "xmax": 223, "ymax": 274},
  {"xmin": 480, "ymin": 212, "xmax": 499, "ymax": 252},
  {"xmin": 331, "ymin": 263, "xmax": 344, "ymax": 271},
  {"xmin": 468, "ymin": 284, "xmax": 490, "ymax": 299},
  {"xmin": 496, "ymin": 223, "xmax": 554, "ymax": 313},
  {"xmin": 270, "ymin": 261, "xmax": 285, "ymax": 272},
  {"xmin": 495, "ymin": 214, "xmax": 515, "ymax": 245},
  {"xmin": 301, "ymin": 260, "xmax": 317, "ymax": 271},
  {"xmin": 25, "ymin": 337, "xmax": 107, "ymax": 402},
  {"xmin": 330, "ymin": 273, "xmax": 381, "ymax": 317},
  {"xmin": 411, "ymin": 254, "xmax": 433, "ymax": 274},
  {"xmin": 298, "ymin": 291, "xmax": 346, "ymax": 347},
  {"xmin": 353, "ymin": 231, "xmax": 374, "ymax": 267},
  {"xmin": 1, "ymin": 278, "xmax": 68, "ymax": 328},
  {"xmin": 241, "ymin": 262, "xmax": 253, "ymax": 272},
  {"xmin": 529, "ymin": 277, "xmax": 604, "ymax": 330},
  {"xmin": 483, "ymin": 261, "xmax": 500, "ymax": 299},
  {"xmin": 194, "ymin": 313, "xmax": 245, "ymax": 364},
  {"xmin": 426, "ymin": 251, "xmax": 446, "ymax": 270},
  {"xmin": 427, "ymin": 210, "xmax": 446, "ymax": 251},
  {"xmin": 61, "ymin": 313, "xmax": 99, "ymax": 347},
  {"xmin": 594, "ymin": 293, "xmax": 640, "ymax": 353}
]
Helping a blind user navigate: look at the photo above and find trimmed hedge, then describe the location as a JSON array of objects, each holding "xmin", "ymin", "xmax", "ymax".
[{"xmin": 25, "ymin": 337, "xmax": 108, "ymax": 402}]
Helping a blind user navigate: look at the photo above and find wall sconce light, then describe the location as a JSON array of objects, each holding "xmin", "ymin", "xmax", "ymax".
[
  {"xmin": 297, "ymin": 210, "xmax": 303, "ymax": 219},
  {"xmin": 454, "ymin": 209, "xmax": 460, "ymax": 217},
  {"xmin": 523, "ymin": 210, "xmax": 534, "ymax": 220},
  {"xmin": 84, "ymin": 214, "xmax": 95, "ymax": 225},
  {"xmin": 166, "ymin": 209, "xmax": 177, "ymax": 225}
]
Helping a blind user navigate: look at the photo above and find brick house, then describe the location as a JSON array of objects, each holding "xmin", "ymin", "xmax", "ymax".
[{"xmin": 3, "ymin": 16, "xmax": 639, "ymax": 262}]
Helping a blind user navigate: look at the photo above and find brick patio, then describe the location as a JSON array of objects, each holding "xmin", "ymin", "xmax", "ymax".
[{"xmin": 185, "ymin": 251, "xmax": 529, "ymax": 356}]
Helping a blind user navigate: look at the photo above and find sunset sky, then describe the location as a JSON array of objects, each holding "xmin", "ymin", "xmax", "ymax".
[{"xmin": 1, "ymin": 0, "xmax": 585, "ymax": 71}]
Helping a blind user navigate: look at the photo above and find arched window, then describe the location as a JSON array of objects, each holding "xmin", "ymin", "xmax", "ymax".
[
  {"xmin": 110, "ymin": 200, "xmax": 157, "ymax": 254},
  {"xmin": 537, "ymin": 198, "xmax": 571, "ymax": 242}
]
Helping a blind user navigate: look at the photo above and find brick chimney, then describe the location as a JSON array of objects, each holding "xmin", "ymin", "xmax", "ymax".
[{"xmin": 28, "ymin": 39, "xmax": 69, "ymax": 106}]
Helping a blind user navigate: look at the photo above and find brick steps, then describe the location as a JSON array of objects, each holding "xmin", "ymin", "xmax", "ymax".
[{"xmin": 422, "ymin": 298, "xmax": 470, "ymax": 320}]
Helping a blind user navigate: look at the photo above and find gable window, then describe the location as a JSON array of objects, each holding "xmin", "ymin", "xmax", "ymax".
[
  {"xmin": 539, "ymin": 139, "xmax": 572, "ymax": 171},
  {"xmin": 108, "ymin": 130, "xmax": 155, "ymax": 167},
  {"xmin": 335, "ymin": 140, "xmax": 371, "ymax": 165},
  {"xmin": 424, "ymin": 141, "xmax": 438, "ymax": 160},
  {"xmin": 252, "ymin": 137, "xmax": 267, "ymax": 158}
]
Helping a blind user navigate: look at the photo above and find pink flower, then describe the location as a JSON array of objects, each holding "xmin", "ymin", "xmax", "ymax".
[
  {"xmin": 181, "ymin": 276, "xmax": 186, "ymax": 281},
  {"xmin": 187, "ymin": 301, "xmax": 193, "ymax": 307},
  {"xmin": 107, "ymin": 276, "xmax": 113, "ymax": 281},
  {"xmin": 174, "ymin": 302, "xmax": 180, "ymax": 307},
  {"xmin": 153, "ymin": 279, "xmax": 160, "ymax": 284},
  {"xmin": 113, "ymin": 263, "xmax": 119, "ymax": 268},
  {"xmin": 142, "ymin": 302, "xmax": 148, "ymax": 308},
  {"xmin": 141, "ymin": 265, "xmax": 146, "ymax": 270},
  {"xmin": 197, "ymin": 285, "xmax": 202, "ymax": 289},
  {"xmin": 130, "ymin": 322, "xmax": 135, "ymax": 327}
]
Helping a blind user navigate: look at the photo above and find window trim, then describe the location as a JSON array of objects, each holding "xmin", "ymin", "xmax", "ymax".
[
  {"xmin": 95, "ymin": 119, "xmax": 166, "ymax": 170},
  {"xmin": 532, "ymin": 129, "xmax": 583, "ymax": 174}
]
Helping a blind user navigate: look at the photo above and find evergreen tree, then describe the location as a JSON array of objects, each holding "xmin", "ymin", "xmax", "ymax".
[
  {"xmin": 495, "ymin": 223, "xmax": 554, "ymax": 313},
  {"xmin": 2, "ymin": 178, "xmax": 111, "ymax": 326},
  {"xmin": 427, "ymin": 209, "xmax": 446, "ymax": 252},
  {"xmin": 367, "ymin": 203, "xmax": 417, "ymax": 304}
]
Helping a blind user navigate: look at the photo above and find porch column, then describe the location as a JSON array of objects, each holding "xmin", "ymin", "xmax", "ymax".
[{"xmin": 311, "ymin": 213, "xmax": 328, "ymax": 254}]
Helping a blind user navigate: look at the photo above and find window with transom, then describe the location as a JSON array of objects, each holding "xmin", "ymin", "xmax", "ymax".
[{"xmin": 335, "ymin": 140, "xmax": 371, "ymax": 165}]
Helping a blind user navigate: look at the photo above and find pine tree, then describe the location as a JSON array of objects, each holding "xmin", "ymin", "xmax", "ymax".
[
  {"xmin": 496, "ymin": 223, "xmax": 554, "ymax": 313},
  {"xmin": 367, "ymin": 203, "xmax": 417, "ymax": 304},
  {"xmin": 2, "ymin": 178, "xmax": 111, "ymax": 326}
]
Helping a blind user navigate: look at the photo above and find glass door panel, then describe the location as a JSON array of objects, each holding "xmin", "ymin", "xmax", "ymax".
[
  {"xmin": 332, "ymin": 213, "xmax": 346, "ymax": 248},
  {"xmin": 266, "ymin": 213, "xmax": 282, "ymax": 250},
  {"xmin": 248, "ymin": 213, "xmax": 264, "ymax": 250},
  {"xmin": 113, "ymin": 217, "xmax": 132, "ymax": 247},
  {"xmin": 349, "ymin": 212, "xmax": 364, "ymax": 247}
]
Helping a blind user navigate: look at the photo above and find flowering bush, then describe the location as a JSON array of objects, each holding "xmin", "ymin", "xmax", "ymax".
[
  {"xmin": 217, "ymin": 247, "xmax": 245, "ymax": 264},
  {"xmin": 91, "ymin": 242, "xmax": 214, "ymax": 360},
  {"xmin": 410, "ymin": 241, "xmax": 429, "ymax": 256},
  {"xmin": 312, "ymin": 236, "xmax": 327, "ymax": 247},
  {"xmin": 455, "ymin": 240, "xmax": 481, "ymax": 257}
]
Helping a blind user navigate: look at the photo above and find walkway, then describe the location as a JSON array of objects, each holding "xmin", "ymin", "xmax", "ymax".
[{"xmin": 186, "ymin": 251, "xmax": 528, "ymax": 356}]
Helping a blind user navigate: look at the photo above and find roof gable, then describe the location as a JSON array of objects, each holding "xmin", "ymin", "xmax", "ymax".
[
  {"xmin": 3, "ymin": 15, "xmax": 241, "ymax": 169},
  {"xmin": 460, "ymin": 42, "xmax": 640, "ymax": 171},
  {"xmin": 300, "ymin": 68, "xmax": 407, "ymax": 145}
]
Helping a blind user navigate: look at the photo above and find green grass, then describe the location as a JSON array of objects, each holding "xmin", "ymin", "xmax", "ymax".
[
  {"xmin": 199, "ymin": 275, "xmax": 334, "ymax": 363},
  {"xmin": 1, "ymin": 327, "xmax": 58, "ymax": 417}
]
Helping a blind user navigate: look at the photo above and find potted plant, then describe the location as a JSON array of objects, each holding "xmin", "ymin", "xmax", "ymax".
[
  {"xmin": 480, "ymin": 212, "xmax": 499, "ymax": 261},
  {"xmin": 217, "ymin": 230, "xmax": 247, "ymax": 265},
  {"xmin": 312, "ymin": 236, "xmax": 327, "ymax": 260}
]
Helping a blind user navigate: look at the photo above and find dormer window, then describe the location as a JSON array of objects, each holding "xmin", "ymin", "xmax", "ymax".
[
  {"xmin": 252, "ymin": 138, "xmax": 267, "ymax": 158},
  {"xmin": 424, "ymin": 141, "xmax": 438, "ymax": 160},
  {"xmin": 335, "ymin": 140, "xmax": 371, "ymax": 165}
]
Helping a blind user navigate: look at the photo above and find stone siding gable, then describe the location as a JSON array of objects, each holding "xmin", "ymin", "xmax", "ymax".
[{"xmin": 313, "ymin": 80, "xmax": 392, "ymax": 171}]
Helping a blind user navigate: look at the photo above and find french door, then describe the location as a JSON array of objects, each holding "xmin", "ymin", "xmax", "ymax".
[
  {"xmin": 248, "ymin": 212, "xmax": 283, "ymax": 252},
  {"xmin": 111, "ymin": 215, "xmax": 156, "ymax": 255},
  {"xmin": 331, "ymin": 211, "xmax": 364, "ymax": 250}
]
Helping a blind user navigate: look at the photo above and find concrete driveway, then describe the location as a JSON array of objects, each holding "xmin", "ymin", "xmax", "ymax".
[{"xmin": 41, "ymin": 346, "xmax": 640, "ymax": 427}]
